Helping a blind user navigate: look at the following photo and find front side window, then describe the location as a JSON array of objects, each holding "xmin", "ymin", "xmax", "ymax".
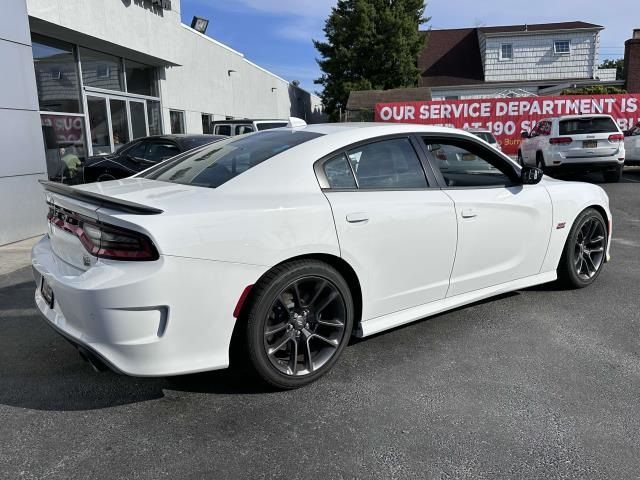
[
  {"xmin": 170, "ymin": 110, "xmax": 185, "ymax": 134},
  {"xmin": 537, "ymin": 121, "xmax": 551, "ymax": 136},
  {"xmin": 500, "ymin": 43, "xmax": 513, "ymax": 60},
  {"xmin": 554, "ymin": 40, "xmax": 570, "ymax": 55},
  {"xmin": 80, "ymin": 47, "xmax": 124, "ymax": 91},
  {"xmin": 347, "ymin": 138, "xmax": 427, "ymax": 189},
  {"xmin": 323, "ymin": 154, "xmax": 357, "ymax": 189},
  {"xmin": 423, "ymin": 138, "xmax": 517, "ymax": 188},
  {"xmin": 146, "ymin": 143, "xmax": 180, "ymax": 162},
  {"xmin": 142, "ymin": 130, "xmax": 323, "ymax": 188}
]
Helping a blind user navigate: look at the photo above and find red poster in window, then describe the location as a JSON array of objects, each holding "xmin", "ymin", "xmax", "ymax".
[{"xmin": 375, "ymin": 94, "xmax": 640, "ymax": 155}]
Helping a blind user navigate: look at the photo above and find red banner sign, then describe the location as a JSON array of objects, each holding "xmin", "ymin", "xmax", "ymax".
[{"xmin": 375, "ymin": 94, "xmax": 640, "ymax": 155}]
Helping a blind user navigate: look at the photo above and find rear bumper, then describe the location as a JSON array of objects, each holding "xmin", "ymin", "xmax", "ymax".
[
  {"xmin": 31, "ymin": 235, "xmax": 267, "ymax": 376},
  {"xmin": 545, "ymin": 160, "xmax": 623, "ymax": 173}
]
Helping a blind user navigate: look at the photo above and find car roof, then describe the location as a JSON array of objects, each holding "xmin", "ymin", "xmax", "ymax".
[
  {"xmin": 289, "ymin": 122, "xmax": 464, "ymax": 136},
  {"xmin": 555, "ymin": 114, "xmax": 615, "ymax": 121},
  {"xmin": 140, "ymin": 134, "xmax": 223, "ymax": 141},
  {"xmin": 466, "ymin": 128, "xmax": 493, "ymax": 133}
]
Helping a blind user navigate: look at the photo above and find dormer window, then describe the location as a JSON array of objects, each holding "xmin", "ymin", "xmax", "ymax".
[
  {"xmin": 500, "ymin": 43, "xmax": 513, "ymax": 60},
  {"xmin": 554, "ymin": 40, "xmax": 570, "ymax": 55}
]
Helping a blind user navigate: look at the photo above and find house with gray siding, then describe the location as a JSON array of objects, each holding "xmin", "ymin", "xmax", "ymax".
[{"xmin": 418, "ymin": 22, "xmax": 623, "ymax": 100}]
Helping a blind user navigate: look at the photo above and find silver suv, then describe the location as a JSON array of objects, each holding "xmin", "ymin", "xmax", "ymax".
[{"xmin": 518, "ymin": 114, "xmax": 625, "ymax": 182}]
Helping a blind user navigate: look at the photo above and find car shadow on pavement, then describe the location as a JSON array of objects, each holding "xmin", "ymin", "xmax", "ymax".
[{"xmin": 0, "ymin": 269, "xmax": 279, "ymax": 411}]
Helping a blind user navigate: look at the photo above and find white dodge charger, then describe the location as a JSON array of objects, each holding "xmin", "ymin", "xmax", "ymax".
[{"xmin": 32, "ymin": 123, "xmax": 612, "ymax": 389}]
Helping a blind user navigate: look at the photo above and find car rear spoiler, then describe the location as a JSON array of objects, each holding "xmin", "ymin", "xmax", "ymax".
[{"xmin": 38, "ymin": 180, "xmax": 164, "ymax": 215}]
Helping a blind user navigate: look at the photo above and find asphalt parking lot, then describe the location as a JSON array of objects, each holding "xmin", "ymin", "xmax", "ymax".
[{"xmin": 1, "ymin": 169, "xmax": 639, "ymax": 480}]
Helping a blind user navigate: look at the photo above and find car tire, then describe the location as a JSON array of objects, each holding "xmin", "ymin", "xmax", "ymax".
[
  {"xmin": 557, "ymin": 208, "xmax": 607, "ymax": 289},
  {"xmin": 244, "ymin": 259, "xmax": 354, "ymax": 389},
  {"xmin": 517, "ymin": 151, "xmax": 524, "ymax": 166},
  {"xmin": 602, "ymin": 165, "xmax": 623, "ymax": 183}
]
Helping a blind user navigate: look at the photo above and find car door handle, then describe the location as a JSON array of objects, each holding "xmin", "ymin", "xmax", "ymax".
[
  {"xmin": 461, "ymin": 208, "xmax": 478, "ymax": 219},
  {"xmin": 346, "ymin": 212, "xmax": 369, "ymax": 224}
]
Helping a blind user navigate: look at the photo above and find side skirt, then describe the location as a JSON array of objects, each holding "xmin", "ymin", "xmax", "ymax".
[{"xmin": 358, "ymin": 270, "xmax": 557, "ymax": 337}]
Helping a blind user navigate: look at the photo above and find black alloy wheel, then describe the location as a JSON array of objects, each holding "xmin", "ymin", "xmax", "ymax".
[
  {"xmin": 558, "ymin": 208, "xmax": 607, "ymax": 288},
  {"xmin": 245, "ymin": 260, "xmax": 354, "ymax": 389}
]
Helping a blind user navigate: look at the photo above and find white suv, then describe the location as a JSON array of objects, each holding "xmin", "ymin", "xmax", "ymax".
[{"xmin": 518, "ymin": 114, "xmax": 625, "ymax": 182}]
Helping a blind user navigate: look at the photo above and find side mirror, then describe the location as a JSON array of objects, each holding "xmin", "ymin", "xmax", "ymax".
[
  {"xmin": 520, "ymin": 131, "xmax": 530, "ymax": 139},
  {"xmin": 521, "ymin": 166, "xmax": 543, "ymax": 185}
]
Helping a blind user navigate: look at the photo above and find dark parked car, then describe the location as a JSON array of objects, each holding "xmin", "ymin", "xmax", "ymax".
[{"xmin": 83, "ymin": 134, "xmax": 225, "ymax": 183}]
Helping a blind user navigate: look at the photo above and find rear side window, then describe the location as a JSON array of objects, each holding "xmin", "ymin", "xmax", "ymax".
[
  {"xmin": 214, "ymin": 125, "xmax": 231, "ymax": 136},
  {"xmin": 235, "ymin": 125, "xmax": 254, "ymax": 135},
  {"xmin": 142, "ymin": 130, "xmax": 323, "ymax": 188},
  {"xmin": 559, "ymin": 117, "xmax": 618, "ymax": 135},
  {"xmin": 323, "ymin": 154, "xmax": 356, "ymax": 188},
  {"xmin": 347, "ymin": 138, "xmax": 427, "ymax": 189}
]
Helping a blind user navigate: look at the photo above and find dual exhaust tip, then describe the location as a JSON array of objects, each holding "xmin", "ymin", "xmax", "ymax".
[{"xmin": 77, "ymin": 346, "xmax": 109, "ymax": 372}]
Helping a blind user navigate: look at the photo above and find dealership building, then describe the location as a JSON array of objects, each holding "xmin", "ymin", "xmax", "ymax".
[{"xmin": 0, "ymin": 0, "xmax": 324, "ymax": 245}]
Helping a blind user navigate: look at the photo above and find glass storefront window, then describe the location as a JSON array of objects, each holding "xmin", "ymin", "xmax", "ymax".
[
  {"xmin": 170, "ymin": 110, "xmax": 185, "ymax": 134},
  {"xmin": 80, "ymin": 47, "xmax": 125, "ymax": 92},
  {"xmin": 87, "ymin": 97, "xmax": 111, "ymax": 155},
  {"xmin": 125, "ymin": 59, "xmax": 158, "ymax": 96},
  {"xmin": 32, "ymin": 35, "xmax": 82, "ymax": 113},
  {"xmin": 109, "ymin": 99, "xmax": 130, "ymax": 148},
  {"xmin": 41, "ymin": 114, "xmax": 86, "ymax": 184},
  {"xmin": 147, "ymin": 100, "xmax": 162, "ymax": 136},
  {"xmin": 130, "ymin": 101, "xmax": 147, "ymax": 139}
]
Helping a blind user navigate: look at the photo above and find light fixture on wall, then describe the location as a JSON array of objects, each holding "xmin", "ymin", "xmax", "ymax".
[
  {"xmin": 271, "ymin": 87, "xmax": 278, "ymax": 92},
  {"xmin": 191, "ymin": 16, "xmax": 210, "ymax": 34},
  {"xmin": 227, "ymin": 69, "xmax": 237, "ymax": 77}
]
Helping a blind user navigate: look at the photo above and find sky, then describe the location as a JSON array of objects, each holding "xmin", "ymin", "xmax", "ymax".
[{"xmin": 180, "ymin": 0, "xmax": 636, "ymax": 94}]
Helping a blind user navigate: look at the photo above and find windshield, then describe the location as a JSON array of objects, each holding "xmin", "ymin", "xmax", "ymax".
[
  {"xmin": 141, "ymin": 130, "xmax": 323, "ymax": 188},
  {"xmin": 559, "ymin": 117, "xmax": 618, "ymax": 135},
  {"xmin": 471, "ymin": 132, "xmax": 497, "ymax": 144}
]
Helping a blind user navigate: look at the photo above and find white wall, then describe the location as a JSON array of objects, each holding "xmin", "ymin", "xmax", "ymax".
[
  {"xmin": 0, "ymin": 0, "xmax": 47, "ymax": 245},
  {"xmin": 27, "ymin": 0, "xmax": 324, "ymax": 135},
  {"xmin": 160, "ymin": 25, "xmax": 323, "ymax": 132},
  {"xmin": 27, "ymin": 0, "xmax": 184, "ymax": 65},
  {"xmin": 480, "ymin": 29, "xmax": 600, "ymax": 82}
]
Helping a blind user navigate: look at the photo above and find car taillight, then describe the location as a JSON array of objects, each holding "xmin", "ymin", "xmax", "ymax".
[
  {"xmin": 608, "ymin": 133, "xmax": 624, "ymax": 142},
  {"xmin": 549, "ymin": 137, "xmax": 573, "ymax": 145},
  {"xmin": 47, "ymin": 206, "xmax": 158, "ymax": 261}
]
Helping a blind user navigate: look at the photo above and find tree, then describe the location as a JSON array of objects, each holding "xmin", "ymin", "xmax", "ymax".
[
  {"xmin": 314, "ymin": 0, "xmax": 428, "ymax": 121},
  {"xmin": 599, "ymin": 58, "xmax": 624, "ymax": 80}
]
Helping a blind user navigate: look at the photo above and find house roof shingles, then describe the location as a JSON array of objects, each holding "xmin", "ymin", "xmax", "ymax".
[{"xmin": 418, "ymin": 21, "xmax": 604, "ymax": 88}]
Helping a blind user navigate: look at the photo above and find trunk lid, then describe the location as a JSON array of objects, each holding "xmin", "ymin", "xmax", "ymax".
[{"xmin": 42, "ymin": 178, "xmax": 218, "ymax": 268}]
